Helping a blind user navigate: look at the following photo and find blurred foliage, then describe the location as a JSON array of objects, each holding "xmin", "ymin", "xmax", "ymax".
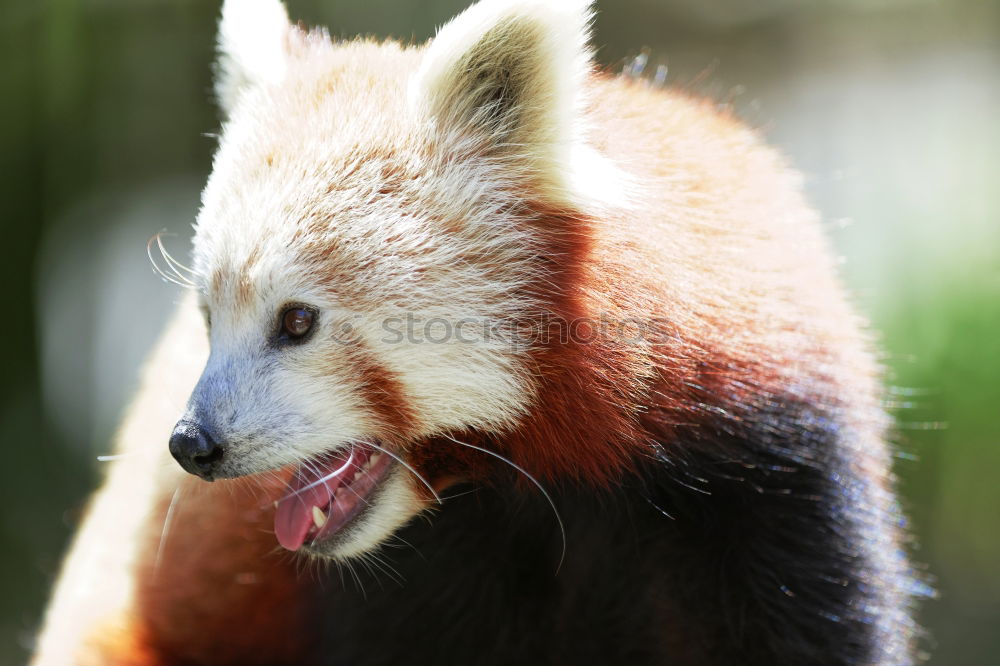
[{"xmin": 1, "ymin": 0, "xmax": 997, "ymax": 663}]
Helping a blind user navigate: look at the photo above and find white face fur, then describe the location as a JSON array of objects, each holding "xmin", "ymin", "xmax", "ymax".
[{"xmin": 179, "ymin": 0, "xmax": 622, "ymax": 559}]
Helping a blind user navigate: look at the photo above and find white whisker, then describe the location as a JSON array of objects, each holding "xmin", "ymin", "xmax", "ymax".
[
  {"xmin": 146, "ymin": 233, "xmax": 197, "ymax": 289},
  {"xmin": 359, "ymin": 440, "xmax": 443, "ymax": 506},
  {"xmin": 276, "ymin": 449, "xmax": 356, "ymax": 505},
  {"xmin": 154, "ymin": 484, "xmax": 183, "ymax": 577},
  {"xmin": 155, "ymin": 233, "xmax": 198, "ymax": 276},
  {"xmin": 442, "ymin": 434, "xmax": 566, "ymax": 573}
]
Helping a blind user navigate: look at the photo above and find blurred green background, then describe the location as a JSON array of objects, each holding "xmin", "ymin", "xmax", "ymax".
[{"xmin": 1, "ymin": 0, "xmax": 997, "ymax": 663}]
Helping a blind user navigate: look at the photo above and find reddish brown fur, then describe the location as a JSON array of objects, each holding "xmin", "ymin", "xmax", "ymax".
[
  {"xmin": 80, "ymin": 617, "xmax": 157, "ymax": 666},
  {"xmin": 235, "ymin": 246, "xmax": 264, "ymax": 308},
  {"xmin": 417, "ymin": 75, "xmax": 886, "ymax": 493},
  {"xmin": 340, "ymin": 341, "xmax": 421, "ymax": 442},
  {"xmin": 133, "ymin": 477, "xmax": 315, "ymax": 664}
]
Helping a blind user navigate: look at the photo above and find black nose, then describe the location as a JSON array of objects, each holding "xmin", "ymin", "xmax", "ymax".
[{"xmin": 169, "ymin": 421, "xmax": 224, "ymax": 480}]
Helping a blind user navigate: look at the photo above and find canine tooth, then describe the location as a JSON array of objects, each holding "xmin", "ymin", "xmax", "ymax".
[{"xmin": 312, "ymin": 505, "xmax": 327, "ymax": 528}]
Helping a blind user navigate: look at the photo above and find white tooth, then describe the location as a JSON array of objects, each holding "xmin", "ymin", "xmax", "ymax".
[{"xmin": 312, "ymin": 505, "xmax": 327, "ymax": 528}]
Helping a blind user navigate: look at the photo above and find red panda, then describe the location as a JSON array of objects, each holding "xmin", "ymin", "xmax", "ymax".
[{"xmin": 33, "ymin": 0, "xmax": 923, "ymax": 664}]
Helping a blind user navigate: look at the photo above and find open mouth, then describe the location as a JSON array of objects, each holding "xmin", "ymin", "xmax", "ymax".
[{"xmin": 274, "ymin": 443, "xmax": 394, "ymax": 552}]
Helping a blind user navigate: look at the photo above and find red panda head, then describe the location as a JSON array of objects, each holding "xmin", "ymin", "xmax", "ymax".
[{"xmin": 169, "ymin": 0, "xmax": 636, "ymax": 560}]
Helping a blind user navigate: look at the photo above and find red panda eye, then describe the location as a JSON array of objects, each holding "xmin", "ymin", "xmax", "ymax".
[{"xmin": 281, "ymin": 307, "xmax": 315, "ymax": 339}]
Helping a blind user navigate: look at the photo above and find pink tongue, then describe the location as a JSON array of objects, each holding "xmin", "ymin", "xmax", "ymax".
[{"xmin": 274, "ymin": 450, "xmax": 353, "ymax": 551}]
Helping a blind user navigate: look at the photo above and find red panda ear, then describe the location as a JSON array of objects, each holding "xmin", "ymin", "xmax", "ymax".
[
  {"xmin": 215, "ymin": 0, "xmax": 292, "ymax": 119},
  {"xmin": 412, "ymin": 0, "xmax": 626, "ymax": 209}
]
